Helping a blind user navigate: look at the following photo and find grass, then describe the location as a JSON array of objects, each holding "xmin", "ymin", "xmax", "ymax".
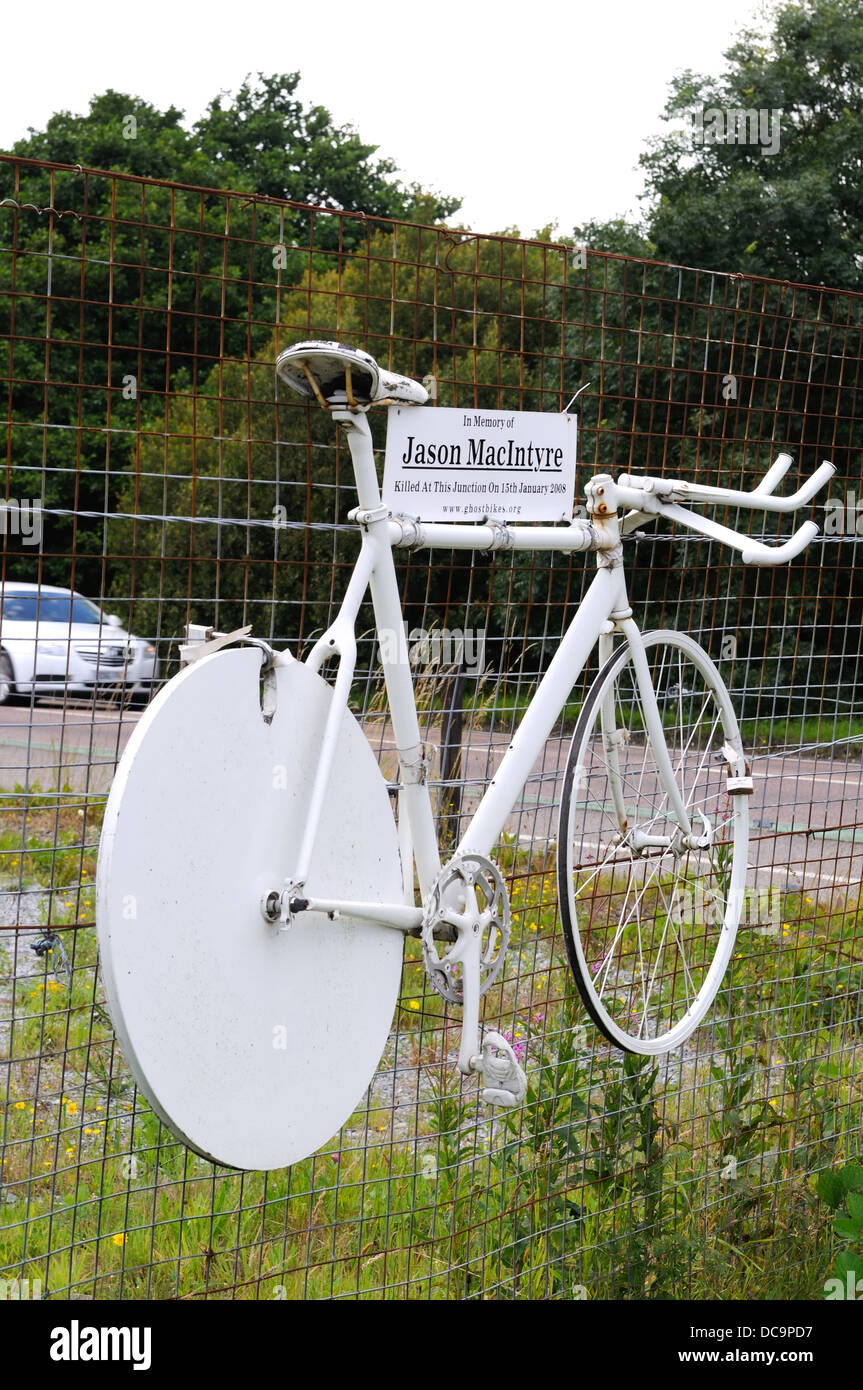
[{"xmin": 1, "ymin": 788, "xmax": 861, "ymax": 1300}]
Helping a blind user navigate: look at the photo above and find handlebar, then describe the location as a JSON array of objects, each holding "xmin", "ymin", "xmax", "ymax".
[
  {"xmin": 614, "ymin": 454, "xmax": 835, "ymax": 566},
  {"xmin": 753, "ymin": 452, "xmax": 794, "ymax": 495},
  {"xmin": 653, "ymin": 504, "xmax": 822, "ymax": 566},
  {"xmin": 740, "ymin": 519, "xmax": 820, "ymax": 566},
  {"xmin": 618, "ymin": 459, "xmax": 836, "ymax": 513}
]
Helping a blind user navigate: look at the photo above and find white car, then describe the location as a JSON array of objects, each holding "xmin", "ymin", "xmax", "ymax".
[{"xmin": 0, "ymin": 583, "xmax": 160, "ymax": 705}]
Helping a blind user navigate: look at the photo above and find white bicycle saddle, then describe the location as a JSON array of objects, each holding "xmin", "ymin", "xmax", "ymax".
[{"xmin": 276, "ymin": 340, "xmax": 428, "ymax": 409}]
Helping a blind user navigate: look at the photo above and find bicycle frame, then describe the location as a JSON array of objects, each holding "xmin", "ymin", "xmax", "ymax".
[
  {"xmin": 96, "ymin": 329, "xmax": 837, "ymax": 1162},
  {"xmin": 285, "ymin": 406, "xmax": 690, "ymax": 931},
  {"xmin": 248, "ymin": 359, "xmax": 832, "ymax": 1092}
]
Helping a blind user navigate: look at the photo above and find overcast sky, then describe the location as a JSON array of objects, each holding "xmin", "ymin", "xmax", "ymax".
[{"xmin": 2, "ymin": 0, "xmax": 772, "ymax": 236}]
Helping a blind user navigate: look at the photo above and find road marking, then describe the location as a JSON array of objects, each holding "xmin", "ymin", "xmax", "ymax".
[{"xmin": 0, "ymin": 736, "xmax": 121, "ymax": 757}]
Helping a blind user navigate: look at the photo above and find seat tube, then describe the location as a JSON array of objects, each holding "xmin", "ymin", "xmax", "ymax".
[{"xmin": 334, "ymin": 409, "xmax": 442, "ymax": 895}]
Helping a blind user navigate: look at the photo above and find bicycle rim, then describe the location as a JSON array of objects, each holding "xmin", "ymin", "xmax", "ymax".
[{"xmin": 557, "ymin": 630, "xmax": 749, "ymax": 1053}]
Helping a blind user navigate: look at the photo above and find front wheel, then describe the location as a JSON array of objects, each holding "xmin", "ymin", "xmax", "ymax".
[{"xmin": 557, "ymin": 631, "xmax": 749, "ymax": 1054}]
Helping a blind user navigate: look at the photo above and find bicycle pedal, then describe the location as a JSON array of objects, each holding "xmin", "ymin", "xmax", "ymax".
[
  {"xmin": 476, "ymin": 1030, "xmax": 527, "ymax": 1108},
  {"xmin": 481, "ymin": 1085, "xmax": 521, "ymax": 1109}
]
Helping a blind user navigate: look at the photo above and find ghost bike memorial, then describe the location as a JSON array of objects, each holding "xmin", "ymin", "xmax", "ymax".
[{"xmin": 96, "ymin": 340, "xmax": 834, "ymax": 1170}]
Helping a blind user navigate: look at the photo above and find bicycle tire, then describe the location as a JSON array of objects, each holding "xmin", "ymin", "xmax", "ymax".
[{"xmin": 557, "ymin": 630, "xmax": 749, "ymax": 1053}]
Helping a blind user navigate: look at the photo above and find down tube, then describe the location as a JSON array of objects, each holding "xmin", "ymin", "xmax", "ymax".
[{"xmin": 460, "ymin": 564, "xmax": 622, "ymax": 858}]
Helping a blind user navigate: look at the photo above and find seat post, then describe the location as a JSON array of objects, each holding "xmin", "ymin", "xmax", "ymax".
[{"xmin": 331, "ymin": 404, "xmax": 382, "ymax": 511}]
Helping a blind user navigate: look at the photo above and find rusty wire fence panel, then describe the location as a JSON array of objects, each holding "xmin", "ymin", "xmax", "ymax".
[{"xmin": 0, "ymin": 154, "xmax": 861, "ymax": 1301}]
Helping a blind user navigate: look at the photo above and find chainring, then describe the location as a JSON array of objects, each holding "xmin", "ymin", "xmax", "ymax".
[{"xmin": 421, "ymin": 853, "xmax": 510, "ymax": 1005}]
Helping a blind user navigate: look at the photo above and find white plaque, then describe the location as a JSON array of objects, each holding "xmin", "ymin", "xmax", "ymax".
[{"xmin": 383, "ymin": 405, "xmax": 576, "ymax": 522}]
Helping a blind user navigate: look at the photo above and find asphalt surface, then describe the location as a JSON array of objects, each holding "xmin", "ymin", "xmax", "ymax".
[
  {"xmin": 0, "ymin": 695, "xmax": 858, "ymax": 898},
  {"xmin": 0, "ymin": 698, "xmax": 141, "ymax": 792}
]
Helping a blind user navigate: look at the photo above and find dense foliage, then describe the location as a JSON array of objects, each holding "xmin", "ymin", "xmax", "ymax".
[
  {"xmin": 1, "ymin": 20, "xmax": 859, "ymax": 717},
  {"xmin": 641, "ymin": 0, "xmax": 863, "ymax": 289}
]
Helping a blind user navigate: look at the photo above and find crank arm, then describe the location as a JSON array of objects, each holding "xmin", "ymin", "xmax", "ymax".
[{"xmin": 454, "ymin": 899, "xmax": 527, "ymax": 1107}]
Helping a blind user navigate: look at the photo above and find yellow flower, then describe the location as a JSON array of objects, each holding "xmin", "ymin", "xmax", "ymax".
[
  {"xmin": 111, "ymin": 1233, "xmax": 127, "ymax": 1247},
  {"xmin": 407, "ymin": 1000, "xmax": 420, "ymax": 1011},
  {"xmin": 14, "ymin": 1101, "xmax": 26, "ymax": 1110},
  {"xmin": 66, "ymin": 1101, "xmax": 78, "ymax": 1116}
]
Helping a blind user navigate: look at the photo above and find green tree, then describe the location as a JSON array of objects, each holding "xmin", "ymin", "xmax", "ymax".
[
  {"xmin": 572, "ymin": 218, "xmax": 655, "ymax": 260},
  {"xmin": 192, "ymin": 74, "xmax": 459, "ymax": 230},
  {"xmin": 8, "ymin": 75, "xmax": 460, "ymax": 236},
  {"xmin": 1, "ymin": 77, "xmax": 459, "ymax": 595},
  {"xmin": 641, "ymin": 0, "xmax": 863, "ymax": 289}
]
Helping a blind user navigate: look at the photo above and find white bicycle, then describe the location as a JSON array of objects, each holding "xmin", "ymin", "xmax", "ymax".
[{"xmin": 96, "ymin": 340, "xmax": 834, "ymax": 1170}]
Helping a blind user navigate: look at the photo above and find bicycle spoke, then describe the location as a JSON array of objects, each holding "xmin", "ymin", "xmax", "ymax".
[
  {"xmin": 595, "ymin": 850, "xmax": 669, "ymax": 999},
  {"xmin": 560, "ymin": 631, "xmax": 747, "ymax": 1053}
]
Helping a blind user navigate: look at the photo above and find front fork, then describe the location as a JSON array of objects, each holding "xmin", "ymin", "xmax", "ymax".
[
  {"xmin": 599, "ymin": 620, "xmax": 696, "ymax": 850},
  {"xmin": 583, "ymin": 475, "xmax": 696, "ymax": 852}
]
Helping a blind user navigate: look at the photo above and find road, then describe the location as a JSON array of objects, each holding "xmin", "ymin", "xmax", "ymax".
[
  {"xmin": 0, "ymin": 698, "xmax": 859, "ymax": 898},
  {"xmin": 0, "ymin": 699, "xmax": 141, "ymax": 792}
]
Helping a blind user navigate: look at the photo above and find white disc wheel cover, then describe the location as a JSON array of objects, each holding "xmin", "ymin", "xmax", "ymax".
[{"xmin": 97, "ymin": 650, "xmax": 403, "ymax": 1170}]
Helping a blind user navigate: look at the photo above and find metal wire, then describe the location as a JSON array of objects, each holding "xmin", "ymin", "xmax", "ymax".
[{"xmin": 1, "ymin": 154, "xmax": 861, "ymax": 1301}]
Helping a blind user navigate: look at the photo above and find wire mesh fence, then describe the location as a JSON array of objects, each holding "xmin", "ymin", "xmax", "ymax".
[{"xmin": 1, "ymin": 154, "xmax": 861, "ymax": 1301}]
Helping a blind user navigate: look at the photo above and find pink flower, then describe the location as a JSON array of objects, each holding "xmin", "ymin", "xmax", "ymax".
[{"xmin": 502, "ymin": 1029, "xmax": 527, "ymax": 1064}]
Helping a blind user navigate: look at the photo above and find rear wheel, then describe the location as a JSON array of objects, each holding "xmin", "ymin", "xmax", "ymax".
[
  {"xmin": 557, "ymin": 631, "xmax": 749, "ymax": 1053},
  {"xmin": 97, "ymin": 649, "xmax": 404, "ymax": 1170}
]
